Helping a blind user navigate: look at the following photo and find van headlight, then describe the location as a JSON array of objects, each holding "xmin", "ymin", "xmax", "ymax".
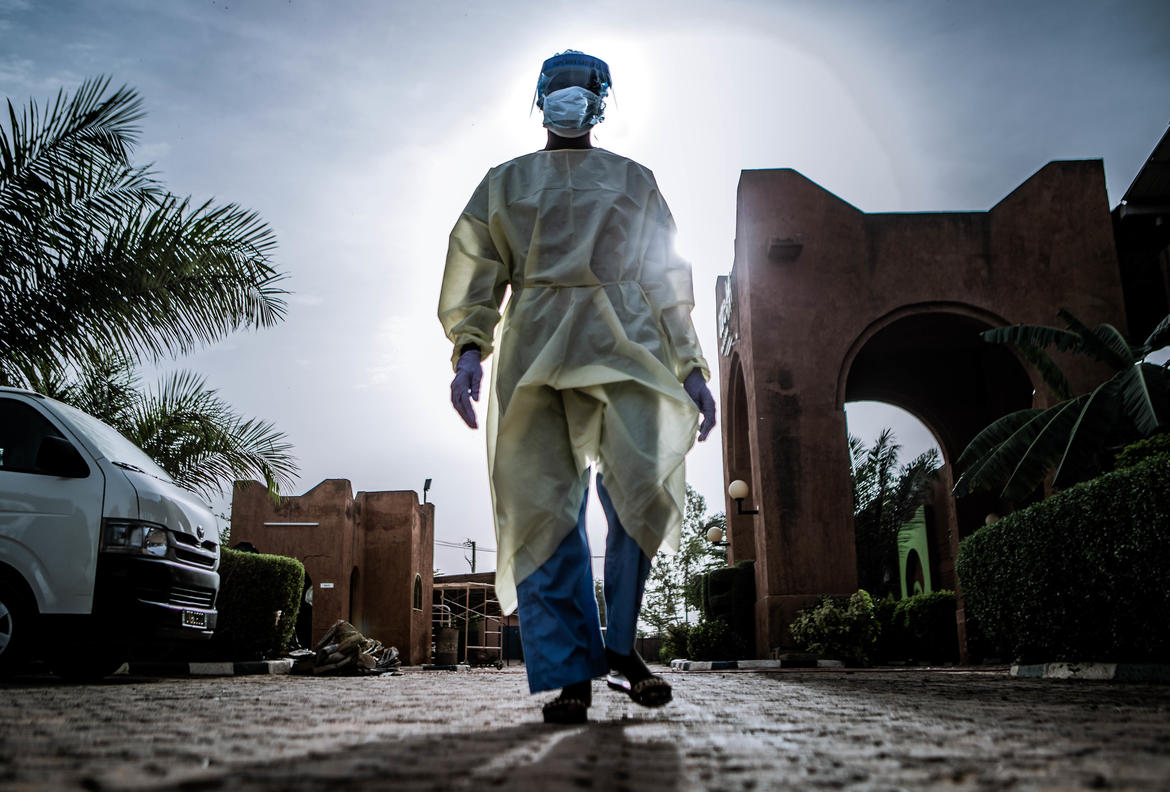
[{"xmin": 103, "ymin": 519, "xmax": 170, "ymax": 558}]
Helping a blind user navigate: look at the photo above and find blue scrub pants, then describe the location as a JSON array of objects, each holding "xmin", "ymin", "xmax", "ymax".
[{"xmin": 515, "ymin": 473, "xmax": 653, "ymax": 694}]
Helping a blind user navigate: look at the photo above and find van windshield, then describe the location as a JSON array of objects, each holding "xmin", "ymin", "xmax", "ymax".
[{"xmin": 49, "ymin": 398, "xmax": 175, "ymax": 483}]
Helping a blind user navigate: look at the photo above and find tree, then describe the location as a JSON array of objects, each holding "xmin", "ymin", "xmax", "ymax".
[
  {"xmin": 594, "ymin": 578, "xmax": 606, "ymax": 628},
  {"xmin": 28, "ymin": 355, "xmax": 297, "ymax": 501},
  {"xmin": 953, "ymin": 309, "xmax": 1170, "ymax": 501},
  {"xmin": 1, "ymin": 77, "xmax": 296, "ymax": 501},
  {"xmin": 850, "ymin": 429, "xmax": 941, "ymax": 598},
  {"xmin": 640, "ymin": 485, "xmax": 726, "ymax": 633},
  {"xmin": 0, "ymin": 76, "xmax": 286, "ymax": 386}
]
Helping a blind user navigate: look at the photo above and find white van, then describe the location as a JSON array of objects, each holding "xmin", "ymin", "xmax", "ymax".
[{"xmin": 0, "ymin": 387, "xmax": 220, "ymax": 678}]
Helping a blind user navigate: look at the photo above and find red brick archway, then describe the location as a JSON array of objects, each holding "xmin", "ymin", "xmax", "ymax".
[{"xmin": 716, "ymin": 160, "xmax": 1128, "ymax": 656}]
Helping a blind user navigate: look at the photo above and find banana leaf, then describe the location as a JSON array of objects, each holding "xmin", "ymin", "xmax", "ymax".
[
  {"xmin": 1000, "ymin": 398, "xmax": 1086, "ymax": 501},
  {"xmin": 953, "ymin": 408, "xmax": 1043, "ymax": 497},
  {"xmin": 1051, "ymin": 378, "xmax": 1123, "ymax": 489},
  {"xmin": 1118, "ymin": 362, "xmax": 1170, "ymax": 436},
  {"xmin": 981, "ymin": 323, "xmax": 1082, "ymax": 353},
  {"xmin": 1014, "ymin": 343, "xmax": 1072, "ymax": 401},
  {"xmin": 1057, "ymin": 309, "xmax": 1134, "ymax": 370},
  {"xmin": 1140, "ymin": 313, "xmax": 1170, "ymax": 356}
]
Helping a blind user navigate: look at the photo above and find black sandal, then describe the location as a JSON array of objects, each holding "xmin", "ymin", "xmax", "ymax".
[
  {"xmin": 606, "ymin": 672, "xmax": 673, "ymax": 707},
  {"xmin": 542, "ymin": 695, "xmax": 589, "ymax": 724}
]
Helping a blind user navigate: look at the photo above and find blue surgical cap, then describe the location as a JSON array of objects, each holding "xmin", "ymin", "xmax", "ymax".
[{"xmin": 535, "ymin": 50, "xmax": 612, "ymax": 109}]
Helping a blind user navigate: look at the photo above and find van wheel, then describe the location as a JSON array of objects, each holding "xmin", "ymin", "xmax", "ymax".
[{"xmin": 0, "ymin": 579, "xmax": 35, "ymax": 676}]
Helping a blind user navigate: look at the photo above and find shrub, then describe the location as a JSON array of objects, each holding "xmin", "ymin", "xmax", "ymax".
[
  {"xmin": 789, "ymin": 590, "xmax": 878, "ymax": 666},
  {"xmin": 956, "ymin": 454, "xmax": 1170, "ymax": 663},
  {"xmin": 700, "ymin": 560, "xmax": 756, "ymax": 651},
  {"xmin": 894, "ymin": 590, "xmax": 958, "ymax": 663},
  {"xmin": 659, "ymin": 622, "xmax": 692, "ymax": 663},
  {"xmin": 872, "ymin": 594, "xmax": 901, "ymax": 662},
  {"xmin": 1113, "ymin": 433, "xmax": 1170, "ymax": 471},
  {"xmin": 871, "ymin": 591, "xmax": 959, "ymax": 664},
  {"xmin": 687, "ymin": 617, "xmax": 748, "ymax": 661},
  {"xmin": 208, "ymin": 548, "xmax": 305, "ymax": 659}
]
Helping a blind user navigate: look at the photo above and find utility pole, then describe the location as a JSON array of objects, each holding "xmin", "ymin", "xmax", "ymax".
[{"xmin": 464, "ymin": 539, "xmax": 477, "ymax": 573}]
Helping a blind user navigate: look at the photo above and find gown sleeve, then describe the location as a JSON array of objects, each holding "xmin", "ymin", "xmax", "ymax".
[
  {"xmin": 438, "ymin": 172, "xmax": 511, "ymax": 369},
  {"xmin": 638, "ymin": 187, "xmax": 711, "ymax": 382}
]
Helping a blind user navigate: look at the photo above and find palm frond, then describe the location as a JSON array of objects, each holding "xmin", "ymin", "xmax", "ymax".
[
  {"xmin": 999, "ymin": 398, "xmax": 1084, "ymax": 501},
  {"xmin": 66, "ymin": 354, "xmax": 141, "ymax": 426},
  {"xmin": 1051, "ymin": 378, "xmax": 1124, "ymax": 489},
  {"xmin": 954, "ymin": 408, "xmax": 1042, "ymax": 473},
  {"xmin": 0, "ymin": 77, "xmax": 143, "ymax": 186},
  {"xmin": 0, "ymin": 78, "xmax": 284, "ymax": 375},
  {"xmin": 887, "ymin": 448, "xmax": 941, "ymax": 531},
  {"xmin": 952, "ymin": 408, "xmax": 1044, "ymax": 497},
  {"xmin": 1, "ymin": 194, "xmax": 285, "ymax": 369},
  {"xmin": 129, "ymin": 370, "xmax": 298, "ymax": 500}
]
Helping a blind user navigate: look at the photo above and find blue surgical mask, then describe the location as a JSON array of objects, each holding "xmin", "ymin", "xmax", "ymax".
[{"xmin": 542, "ymin": 86, "xmax": 603, "ymax": 136}]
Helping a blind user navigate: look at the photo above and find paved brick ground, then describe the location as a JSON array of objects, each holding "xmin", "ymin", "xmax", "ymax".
[{"xmin": 1, "ymin": 665, "xmax": 1169, "ymax": 790}]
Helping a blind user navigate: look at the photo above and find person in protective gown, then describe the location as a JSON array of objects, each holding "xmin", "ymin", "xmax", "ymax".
[{"xmin": 438, "ymin": 50, "xmax": 716, "ymax": 724}]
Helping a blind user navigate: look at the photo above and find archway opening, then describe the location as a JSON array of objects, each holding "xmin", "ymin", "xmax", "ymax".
[
  {"xmin": 349, "ymin": 566, "xmax": 362, "ymax": 634},
  {"xmin": 726, "ymin": 356, "xmax": 756, "ymax": 563},
  {"xmin": 843, "ymin": 310, "xmax": 1035, "ymax": 593},
  {"xmin": 296, "ymin": 569, "xmax": 314, "ymax": 650},
  {"xmin": 845, "ymin": 400, "xmax": 943, "ymax": 599}
]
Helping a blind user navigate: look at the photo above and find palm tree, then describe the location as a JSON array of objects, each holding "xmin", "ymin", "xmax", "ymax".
[
  {"xmin": 29, "ymin": 355, "xmax": 297, "ymax": 501},
  {"xmin": 953, "ymin": 309, "xmax": 1170, "ymax": 502},
  {"xmin": 0, "ymin": 76, "xmax": 286, "ymax": 385},
  {"xmin": 850, "ymin": 429, "xmax": 941, "ymax": 598}
]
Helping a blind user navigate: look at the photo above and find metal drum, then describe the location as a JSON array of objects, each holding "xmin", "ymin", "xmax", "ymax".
[{"xmin": 435, "ymin": 627, "xmax": 458, "ymax": 665}]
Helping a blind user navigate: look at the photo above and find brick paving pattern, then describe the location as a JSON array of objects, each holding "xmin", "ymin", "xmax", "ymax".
[{"xmin": 2, "ymin": 666, "xmax": 1169, "ymax": 790}]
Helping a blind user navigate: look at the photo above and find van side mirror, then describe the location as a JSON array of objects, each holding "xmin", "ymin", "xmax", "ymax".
[{"xmin": 36, "ymin": 435, "xmax": 90, "ymax": 478}]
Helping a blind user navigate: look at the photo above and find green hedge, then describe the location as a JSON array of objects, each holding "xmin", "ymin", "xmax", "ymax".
[
  {"xmin": 1112, "ymin": 432, "xmax": 1170, "ymax": 471},
  {"xmin": 956, "ymin": 454, "xmax": 1170, "ymax": 663},
  {"xmin": 700, "ymin": 560, "xmax": 756, "ymax": 652},
  {"xmin": 889, "ymin": 591, "xmax": 959, "ymax": 663},
  {"xmin": 209, "ymin": 548, "xmax": 305, "ymax": 660},
  {"xmin": 687, "ymin": 617, "xmax": 749, "ymax": 661}
]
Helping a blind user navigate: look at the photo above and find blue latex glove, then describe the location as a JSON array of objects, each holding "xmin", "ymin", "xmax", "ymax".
[
  {"xmin": 684, "ymin": 368, "xmax": 716, "ymax": 441},
  {"xmin": 451, "ymin": 348, "xmax": 482, "ymax": 428}
]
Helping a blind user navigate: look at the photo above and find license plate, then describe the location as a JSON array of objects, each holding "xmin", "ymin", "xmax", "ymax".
[{"xmin": 182, "ymin": 610, "xmax": 207, "ymax": 629}]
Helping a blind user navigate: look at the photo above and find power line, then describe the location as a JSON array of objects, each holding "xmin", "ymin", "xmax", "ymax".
[{"xmin": 435, "ymin": 538, "xmax": 498, "ymax": 553}]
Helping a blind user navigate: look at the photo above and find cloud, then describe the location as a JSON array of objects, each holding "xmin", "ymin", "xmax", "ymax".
[
  {"xmin": 288, "ymin": 293, "xmax": 323, "ymax": 307},
  {"xmin": 136, "ymin": 141, "xmax": 172, "ymax": 162},
  {"xmin": 0, "ymin": 56, "xmax": 34, "ymax": 86},
  {"xmin": 361, "ymin": 315, "xmax": 421, "ymax": 387}
]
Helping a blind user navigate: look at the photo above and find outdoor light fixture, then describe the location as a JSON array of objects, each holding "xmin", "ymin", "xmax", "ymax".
[
  {"xmin": 423, "ymin": 478, "xmax": 432, "ymax": 504},
  {"xmin": 706, "ymin": 525, "xmax": 728, "ymax": 546},
  {"xmin": 728, "ymin": 479, "xmax": 759, "ymax": 515}
]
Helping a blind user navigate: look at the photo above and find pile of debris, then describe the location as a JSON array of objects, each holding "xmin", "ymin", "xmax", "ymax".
[{"xmin": 297, "ymin": 620, "xmax": 401, "ymax": 675}]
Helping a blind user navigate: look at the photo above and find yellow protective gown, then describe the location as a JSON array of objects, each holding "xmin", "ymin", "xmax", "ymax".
[{"xmin": 438, "ymin": 148, "xmax": 709, "ymax": 615}]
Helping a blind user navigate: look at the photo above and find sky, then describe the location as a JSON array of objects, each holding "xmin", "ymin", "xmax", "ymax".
[{"xmin": 3, "ymin": 0, "xmax": 1168, "ymax": 576}]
